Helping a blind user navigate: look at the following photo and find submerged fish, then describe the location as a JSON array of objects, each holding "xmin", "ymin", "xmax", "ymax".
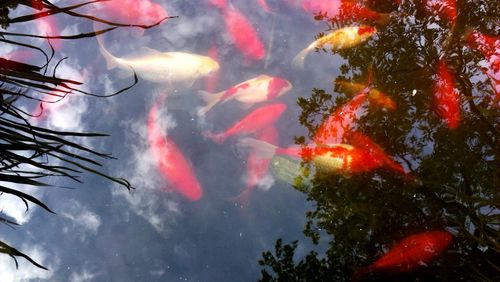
[
  {"xmin": 238, "ymin": 135, "xmax": 405, "ymax": 176},
  {"xmin": 292, "ymin": 25, "xmax": 377, "ymax": 68},
  {"xmin": 335, "ymin": 79, "xmax": 397, "ymax": 110},
  {"xmin": 96, "ymin": 32, "xmax": 219, "ymax": 86},
  {"xmin": 203, "ymin": 103, "xmax": 287, "ymax": 144},
  {"xmin": 210, "ymin": 0, "xmax": 266, "ymax": 61},
  {"xmin": 204, "ymin": 45, "xmax": 221, "ymax": 93},
  {"xmin": 433, "ymin": 60, "xmax": 460, "ymax": 129},
  {"xmin": 466, "ymin": 30, "xmax": 499, "ymax": 104},
  {"xmin": 147, "ymin": 102, "xmax": 203, "ymax": 201},
  {"xmin": 93, "ymin": 0, "xmax": 168, "ymax": 26},
  {"xmin": 231, "ymin": 126, "xmax": 279, "ymax": 204},
  {"xmin": 30, "ymin": 2, "xmax": 62, "ymax": 50},
  {"xmin": 352, "ymin": 230, "xmax": 453, "ymax": 281},
  {"xmin": 257, "ymin": 0, "xmax": 271, "ymax": 12},
  {"xmin": 197, "ymin": 75, "xmax": 292, "ymax": 116}
]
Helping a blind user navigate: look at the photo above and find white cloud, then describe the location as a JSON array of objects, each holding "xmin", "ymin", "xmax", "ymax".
[
  {"xmin": 69, "ymin": 268, "xmax": 100, "ymax": 282},
  {"xmin": 60, "ymin": 199, "xmax": 101, "ymax": 241},
  {"xmin": 0, "ymin": 243, "xmax": 55, "ymax": 282}
]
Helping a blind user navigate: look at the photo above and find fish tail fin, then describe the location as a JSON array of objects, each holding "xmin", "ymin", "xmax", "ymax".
[
  {"xmin": 203, "ymin": 131, "xmax": 226, "ymax": 144},
  {"xmin": 351, "ymin": 266, "xmax": 373, "ymax": 282},
  {"xmin": 291, "ymin": 47, "xmax": 310, "ymax": 69},
  {"xmin": 229, "ymin": 187, "xmax": 253, "ymax": 207},
  {"xmin": 197, "ymin": 90, "xmax": 224, "ymax": 117},
  {"xmin": 237, "ymin": 138, "xmax": 278, "ymax": 159},
  {"xmin": 94, "ymin": 22, "xmax": 118, "ymax": 70}
]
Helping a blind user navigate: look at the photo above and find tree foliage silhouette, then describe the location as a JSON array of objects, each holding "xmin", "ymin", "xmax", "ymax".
[{"xmin": 260, "ymin": 0, "xmax": 499, "ymax": 281}]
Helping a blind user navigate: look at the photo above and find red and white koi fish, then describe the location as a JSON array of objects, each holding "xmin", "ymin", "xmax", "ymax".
[
  {"xmin": 197, "ymin": 75, "xmax": 292, "ymax": 116},
  {"xmin": 209, "ymin": 0, "xmax": 266, "ymax": 61},
  {"xmin": 466, "ymin": 30, "xmax": 499, "ymax": 104},
  {"xmin": 204, "ymin": 103, "xmax": 287, "ymax": 144},
  {"xmin": 433, "ymin": 60, "xmax": 460, "ymax": 129},
  {"xmin": 232, "ymin": 126, "xmax": 279, "ymax": 204},
  {"xmin": 293, "ymin": 26, "xmax": 376, "ymax": 68},
  {"xmin": 352, "ymin": 230, "xmax": 453, "ymax": 281},
  {"xmin": 147, "ymin": 102, "xmax": 202, "ymax": 201}
]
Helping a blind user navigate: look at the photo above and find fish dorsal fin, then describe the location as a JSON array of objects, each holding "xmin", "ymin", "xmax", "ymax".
[{"xmin": 255, "ymin": 74, "xmax": 271, "ymax": 81}]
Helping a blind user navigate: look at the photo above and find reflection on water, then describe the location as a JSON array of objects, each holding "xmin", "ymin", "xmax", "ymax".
[{"xmin": 1, "ymin": 0, "xmax": 499, "ymax": 281}]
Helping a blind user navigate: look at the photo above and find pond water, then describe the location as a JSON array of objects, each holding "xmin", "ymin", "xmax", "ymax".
[{"xmin": 0, "ymin": 0, "xmax": 498, "ymax": 281}]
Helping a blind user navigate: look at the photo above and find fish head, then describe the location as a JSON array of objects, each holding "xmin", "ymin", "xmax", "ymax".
[{"xmin": 267, "ymin": 77, "xmax": 293, "ymax": 99}]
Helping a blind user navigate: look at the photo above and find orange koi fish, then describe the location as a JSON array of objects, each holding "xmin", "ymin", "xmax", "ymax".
[
  {"xmin": 337, "ymin": 1, "xmax": 390, "ymax": 25},
  {"xmin": 197, "ymin": 75, "xmax": 292, "ymax": 116},
  {"xmin": 94, "ymin": 0, "xmax": 168, "ymax": 26},
  {"xmin": 210, "ymin": 0, "xmax": 266, "ymax": 61},
  {"xmin": 293, "ymin": 26, "xmax": 377, "ymax": 68},
  {"xmin": 352, "ymin": 230, "xmax": 453, "ymax": 281},
  {"xmin": 336, "ymin": 79, "xmax": 397, "ymax": 109},
  {"xmin": 232, "ymin": 126, "xmax": 279, "ymax": 204},
  {"xmin": 466, "ymin": 30, "xmax": 499, "ymax": 103},
  {"xmin": 433, "ymin": 60, "xmax": 461, "ymax": 129},
  {"xmin": 147, "ymin": 102, "xmax": 202, "ymax": 201},
  {"xmin": 204, "ymin": 103, "xmax": 287, "ymax": 144}
]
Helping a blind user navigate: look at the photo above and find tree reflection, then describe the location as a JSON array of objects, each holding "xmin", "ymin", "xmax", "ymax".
[{"xmin": 260, "ymin": 0, "xmax": 499, "ymax": 280}]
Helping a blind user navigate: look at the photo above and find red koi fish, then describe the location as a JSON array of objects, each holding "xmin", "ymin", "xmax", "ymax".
[
  {"xmin": 197, "ymin": 75, "xmax": 292, "ymax": 116},
  {"xmin": 337, "ymin": 2, "xmax": 390, "ymax": 25},
  {"xmin": 95, "ymin": 0, "xmax": 168, "ymax": 26},
  {"xmin": 204, "ymin": 103, "xmax": 286, "ymax": 144},
  {"xmin": 466, "ymin": 30, "xmax": 500, "ymax": 103},
  {"xmin": 433, "ymin": 60, "xmax": 461, "ymax": 129},
  {"xmin": 232, "ymin": 126, "xmax": 279, "ymax": 204},
  {"xmin": 30, "ymin": 3, "xmax": 62, "ymax": 50},
  {"xmin": 204, "ymin": 45, "xmax": 221, "ymax": 93},
  {"xmin": 300, "ymin": 0, "xmax": 341, "ymax": 17},
  {"xmin": 209, "ymin": 0, "xmax": 266, "ymax": 61},
  {"xmin": 147, "ymin": 102, "xmax": 202, "ymax": 201},
  {"xmin": 352, "ymin": 230, "xmax": 453, "ymax": 281},
  {"xmin": 425, "ymin": 0, "xmax": 457, "ymax": 24}
]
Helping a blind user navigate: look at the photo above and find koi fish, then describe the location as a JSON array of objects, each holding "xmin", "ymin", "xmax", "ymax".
[
  {"xmin": 466, "ymin": 30, "xmax": 500, "ymax": 103},
  {"xmin": 238, "ymin": 137, "xmax": 402, "ymax": 175},
  {"xmin": 292, "ymin": 26, "xmax": 377, "ymax": 68},
  {"xmin": 30, "ymin": 2, "xmax": 62, "ymax": 50},
  {"xmin": 336, "ymin": 79, "xmax": 397, "ymax": 109},
  {"xmin": 197, "ymin": 75, "xmax": 292, "ymax": 116},
  {"xmin": 209, "ymin": 0, "xmax": 266, "ymax": 61},
  {"xmin": 314, "ymin": 91, "xmax": 368, "ymax": 145},
  {"xmin": 299, "ymin": 0, "xmax": 341, "ymax": 17},
  {"xmin": 204, "ymin": 103, "xmax": 287, "ymax": 144},
  {"xmin": 433, "ymin": 60, "xmax": 460, "ymax": 129},
  {"xmin": 337, "ymin": 2, "xmax": 390, "ymax": 25},
  {"xmin": 94, "ymin": 0, "xmax": 168, "ymax": 26},
  {"xmin": 257, "ymin": 0, "xmax": 271, "ymax": 12},
  {"xmin": 231, "ymin": 126, "xmax": 278, "ymax": 204},
  {"xmin": 352, "ymin": 230, "xmax": 453, "ymax": 281},
  {"xmin": 95, "ymin": 30, "xmax": 219, "ymax": 86},
  {"xmin": 147, "ymin": 102, "xmax": 202, "ymax": 201}
]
